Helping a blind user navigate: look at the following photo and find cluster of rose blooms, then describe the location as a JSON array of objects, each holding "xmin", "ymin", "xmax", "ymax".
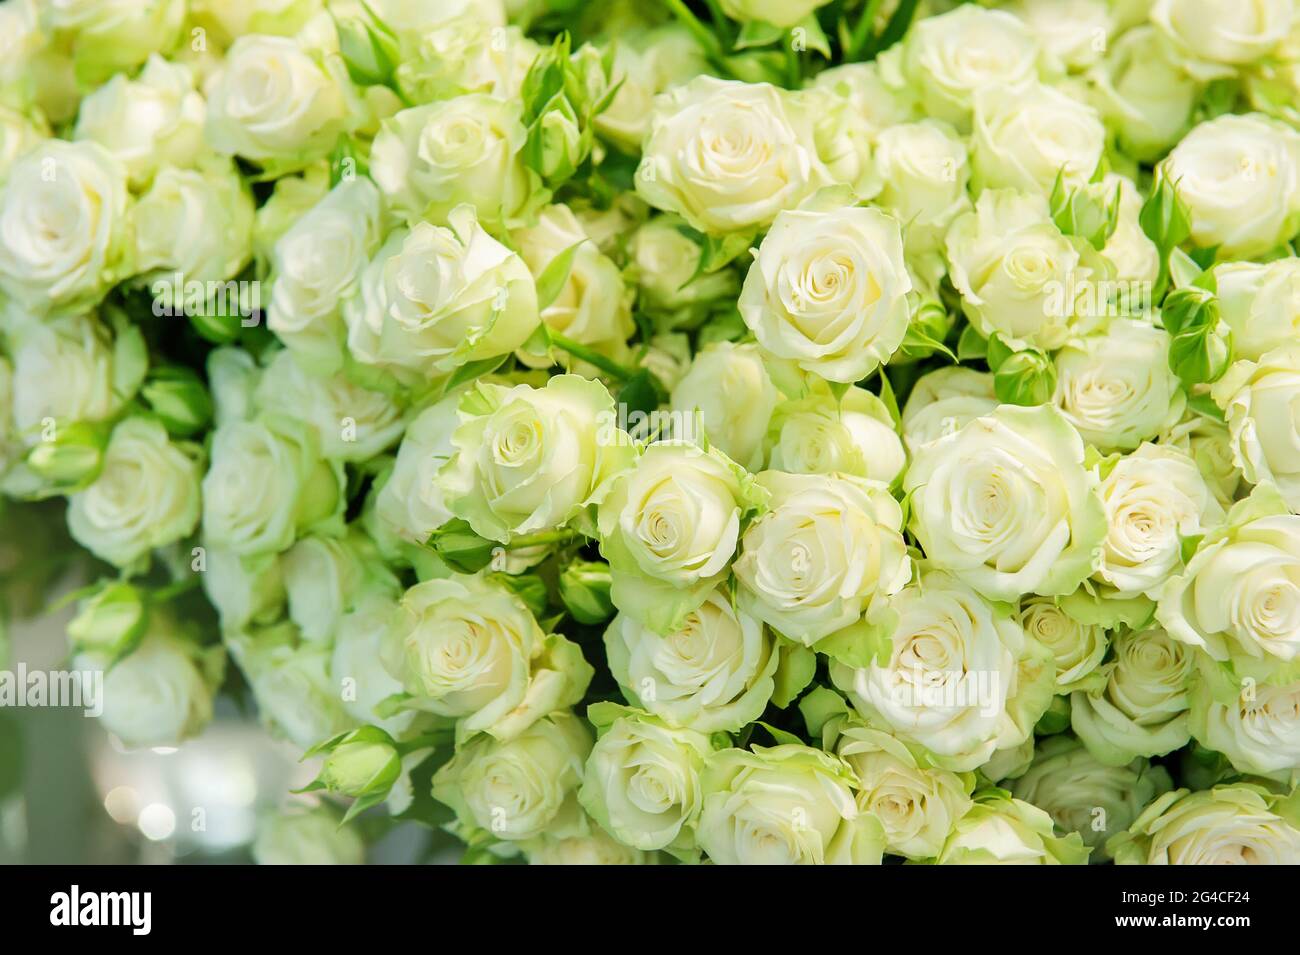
[{"xmin": 0, "ymin": 0, "xmax": 1298, "ymax": 865}]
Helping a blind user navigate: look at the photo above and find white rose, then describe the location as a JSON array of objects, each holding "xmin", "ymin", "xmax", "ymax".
[
  {"xmin": 206, "ymin": 346, "xmax": 260, "ymax": 427},
  {"xmin": 73, "ymin": 55, "xmax": 204, "ymax": 188},
  {"xmin": 87, "ymin": 618, "xmax": 217, "ymax": 749},
  {"xmin": 1086, "ymin": 27, "xmax": 1198, "ymax": 163},
  {"xmin": 766, "ymin": 386, "xmax": 906, "ymax": 486},
  {"xmin": 904, "ymin": 404, "xmax": 1107, "ymax": 602},
  {"xmin": 873, "ymin": 120, "xmax": 971, "ymax": 258},
  {"xmin": 439, "ymin": 375, "xmax": 633, "ymax": 542},
  {"xmin": 8, "ymin": 313, "xmax": 144, "ymax": 443},
  {"xmin": 67, "ymin": 417, "xmax": 202, "ymax": 569},
  {"xmin": 0, "ymin": 105, "xmax": 47, "ymax": 183},
  {"xmin": 370, "ymin": 94, "xmax": 537, "ymax": 229},
  {"xmin": 190, "ymin": 0, "xmax": 324, "ymax": 46},
  {"xmin": 734, "ymin": 471, "xmax": 910, "ymax": 646},
  {"xmin": 206, "ymin": 34, "xmax": 350, "ymax": 165},
  {"xmin": 698, "ymin": 744, "xmax": 885, "ymax": 865},
  {"xmin": 135, "ymin": 163, "xmax": 255, "ymax": 286},
  {"xmin": 669, "ymin": 342, "xmax": 779, "ymax": 472},
  {"xmin": 830, "ymin": 721, "xmax": 974, "ymax": 860},
  {"xmin": 830, "ymin": 568, "xmax": 1054, "ymax": 772},
  {"xmin": 431, "ymin": 710, "xmax": 592, "ymax": 843},
  {"xmin": 603, "ymin": 585, "xmax": 778, "ymax": 734},
  {"xmin": 1071, "ymin": 626, "xmax": 1193, "ymax": 765},
  {"xmin": 0, "ymin": 0, "xmax": 41, "ymax": 110},
  {"xmin": 1212, "ymin": 345, "xmax": 1300, "ymax": 509},
  {"xmin": 811, "ymin": 51, "xmax": 918, "ymax": 135},
  {"xmin": 252, "ymin": 806, "xmax": 364, "ymax": 865},
  {"xmin": 394, "ymin": 16, "xmax": 538, "ymax": 104},
  {"xmin": 739, "ymin": 205, "xmax": 913, "ymax": 383},
  {"xmin": 717, "ymin": 0, "xmax": 830, "ymax": 28},
  {"xmin": 366, "ymin": 0, "xmax": 504, "ymax": 39},
  {"xmin": 344, "ymin": 206, "xmax": 540, "ymax": 385},
  {"xmin": 1094, "ymin": 443, "xmax": 1224, "ymax": 598},
  {"xmin": 0, "ymin": 140, "xmax": 130, "ymax": 315},
  {"xmin": 201, "ymin": 417, "xmax": 343, "ymax": 557},
  {"xmin": 1215, "ymin": 259, "xmax": 1300, "ymax": 361},
  {"xmin": 227, "ymin": 621, "xmax": 352, "ymax": 749},
  {"xmin": 514, "ymin": 204, "xmax": 634, "ymax": 368},
  {"xmin": 373, "ymin": 393, "xmax": 459, "ymax": 547},
  {"xmin": 936, "ymin": 794, "xmax": 1090, "ymax": 864},
  {"xmin": 594, "ymin": 26, "xmax": 707, "ymax": 153},
  {"xmin": 1098, "ymin": 174, "xmax": 1161, "ymax": 289},
  {"xmin": 798, "ymin": 85, "xmax": 881, "ymax": 201},
  {"xmin": 629, "ymin": 215, "xmax": 738, "ymax": 324},
  {"xmin": 267, "ymin": 177, "xmax": 383, "ymax": 375},
  {"xmin": 524, "ymin": 817, "xmax": 653, "ymax": 865},
  {"xmin": 945, "ymin": 189, "xmax": 1097, "ymax": 351},
  {"xmin": 1246, "ymin": 23, "xmax": 1300, "ymax": 127},
  {"xmin": 579, "ymin": 705, "xmax": 712, "ymax": 856},
  {"xmin": 901, "ymin": 5, "xmax": 1042, "ymax": 130},
  {"xmin": 1166, "ymin": 412, "xmax": 1243, "ymax": 508},
  {"xmin": 201, "ymin": 548, "xmax": 285, "ymax": 632},
  {"xmin": 1191, "ymin": 672, "xmax": 1300, "ymax": 779},
  {"xmin": 1052, "ymin": 319, "xmax": 1186, "ymax": 452},
  {"xmin": 597, "ymin": 442, "xmax": 758, "ymax": 633},
  {"xmin": 280, "ymin": 532, "xmax": 367, "ymax": 643},
  {"xmin": 1110, "ymin": 785, "xmax": 1300, "ymax": 864},
  {"xmin": 384, "ymin": 574, "xmax": 592, "ymax": 742},
  {"xmin": 40, "ymin": 0, "xmax": 185, "ymax": 86},
  {"xmin": 1019, "ymin": 596, "xmax": 1109, "ymax": 691},
  {"xmin": 1158, "ymin": 486, "xmax": 1300, "ymax": 670},
  {"xmin": 254, "ymin": 349, "xmax": 405, "ymax": 462},
  {"xmin": 1160, "ymin": 113, "xmax": 1300, "ymax": 258},
  {"xmin": 252, "ymin": 163, "xmax": 330, "ymax": 262},
  {"xmin": 1012, "ymin": 0, "xmax": 1115, "ymax": 72},
  {"xmin": 1152, "ymin": 0, "xmax": 1292, "ymax": 79},
  {"xmin": 900, "ymin": 367, "xmax": 998, "ymax": 452},
  {"xmin": 636, "ymin": 76, "xmax": 829, "ymax": 235},
  {"xmin": 972, "ymin": 82, "xmax": 1105, "ymax": 196},
  {"xmin": 1010, "ymin": 735, "xmax": 1173, "ymax": 857},
  {"xmin": 330, "ymin": 589, "xmax": 413, "ymax": 736}
]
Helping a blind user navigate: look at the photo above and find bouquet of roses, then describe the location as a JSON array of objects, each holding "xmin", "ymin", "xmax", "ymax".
[{"xmin": 1, "ymin": 0, "xmax": 1298, "ymax": 865}]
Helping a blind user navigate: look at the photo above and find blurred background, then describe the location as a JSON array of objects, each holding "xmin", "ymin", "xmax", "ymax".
[{"xmin": 0, "ymin": 500, "xmax": 443, "ymax": 864}]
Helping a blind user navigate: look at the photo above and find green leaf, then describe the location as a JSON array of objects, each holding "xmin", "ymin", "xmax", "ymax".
[
  {"xmin": 791, "ymin": 14, "xmax": 831, "ymax": 59},
  {"xmin": 1186, "ymin": 391, "xmax": 1225, "ymax": 423},
  {"xmin": 734, "ymin": 19, "xmax": 785, "ymax": 49},
  {"xmin": 899, "ymin": 310, "xmax": 957, "ymax": 362},
  {"xmin": 1179, "ymin": 533, "xmax": 1205, "ymax": 565},
  {"xmin": 443, "ymin": 354, "xmax": 510, "ymax": 395},
  {"xmin": 617, "ymin": 368, "xmax": 669, "ymax": 418},
  {"xmin": 957, "ymin": 323, "xmax": 988, "ymax": 362},
  {"xmin": 798, "ymin": 686, "xmax": 851, "ymax": 739},
  {"xmin": 488, "ymin": 571, "xmax": 549, "ymax": 619},
  {"xmin": 1034, "ymin": 696, "xmax": 1071, "ymax": 736},
  {"xmin": 426, "ymin": 518, "xmax": 499, "ymax": 574},
  {"xmin": 876, "ymin": 368, "xmax": 901, "ymax": 426},
  {"xmin": 754, "ymin": 721, "xmax": 804, "ymax": 747},
  {"xmin": 817, "ymin": 614, "xmax": 893, "ymax": 669},
  {"xmin": 535, "ymin": 240, "xmax": 585, "ymax": 310},
  {"xmin": 694, "ymin": 230, "xmax": 754, "ymax": 277},
  {"xmin": 1189, "ymin": 244, "xmax": 1219, "ymax": 270},
  {"xmin": 866, "ymin": 0, "xmax": 920, "ymax": 58},
  {"xmin": 771, "ymin": 642, "xmax": 816, "ymax": 709},
  {"xmin": 984, "ymin": 333, "xmax": 1014, "ymax": 373}
]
